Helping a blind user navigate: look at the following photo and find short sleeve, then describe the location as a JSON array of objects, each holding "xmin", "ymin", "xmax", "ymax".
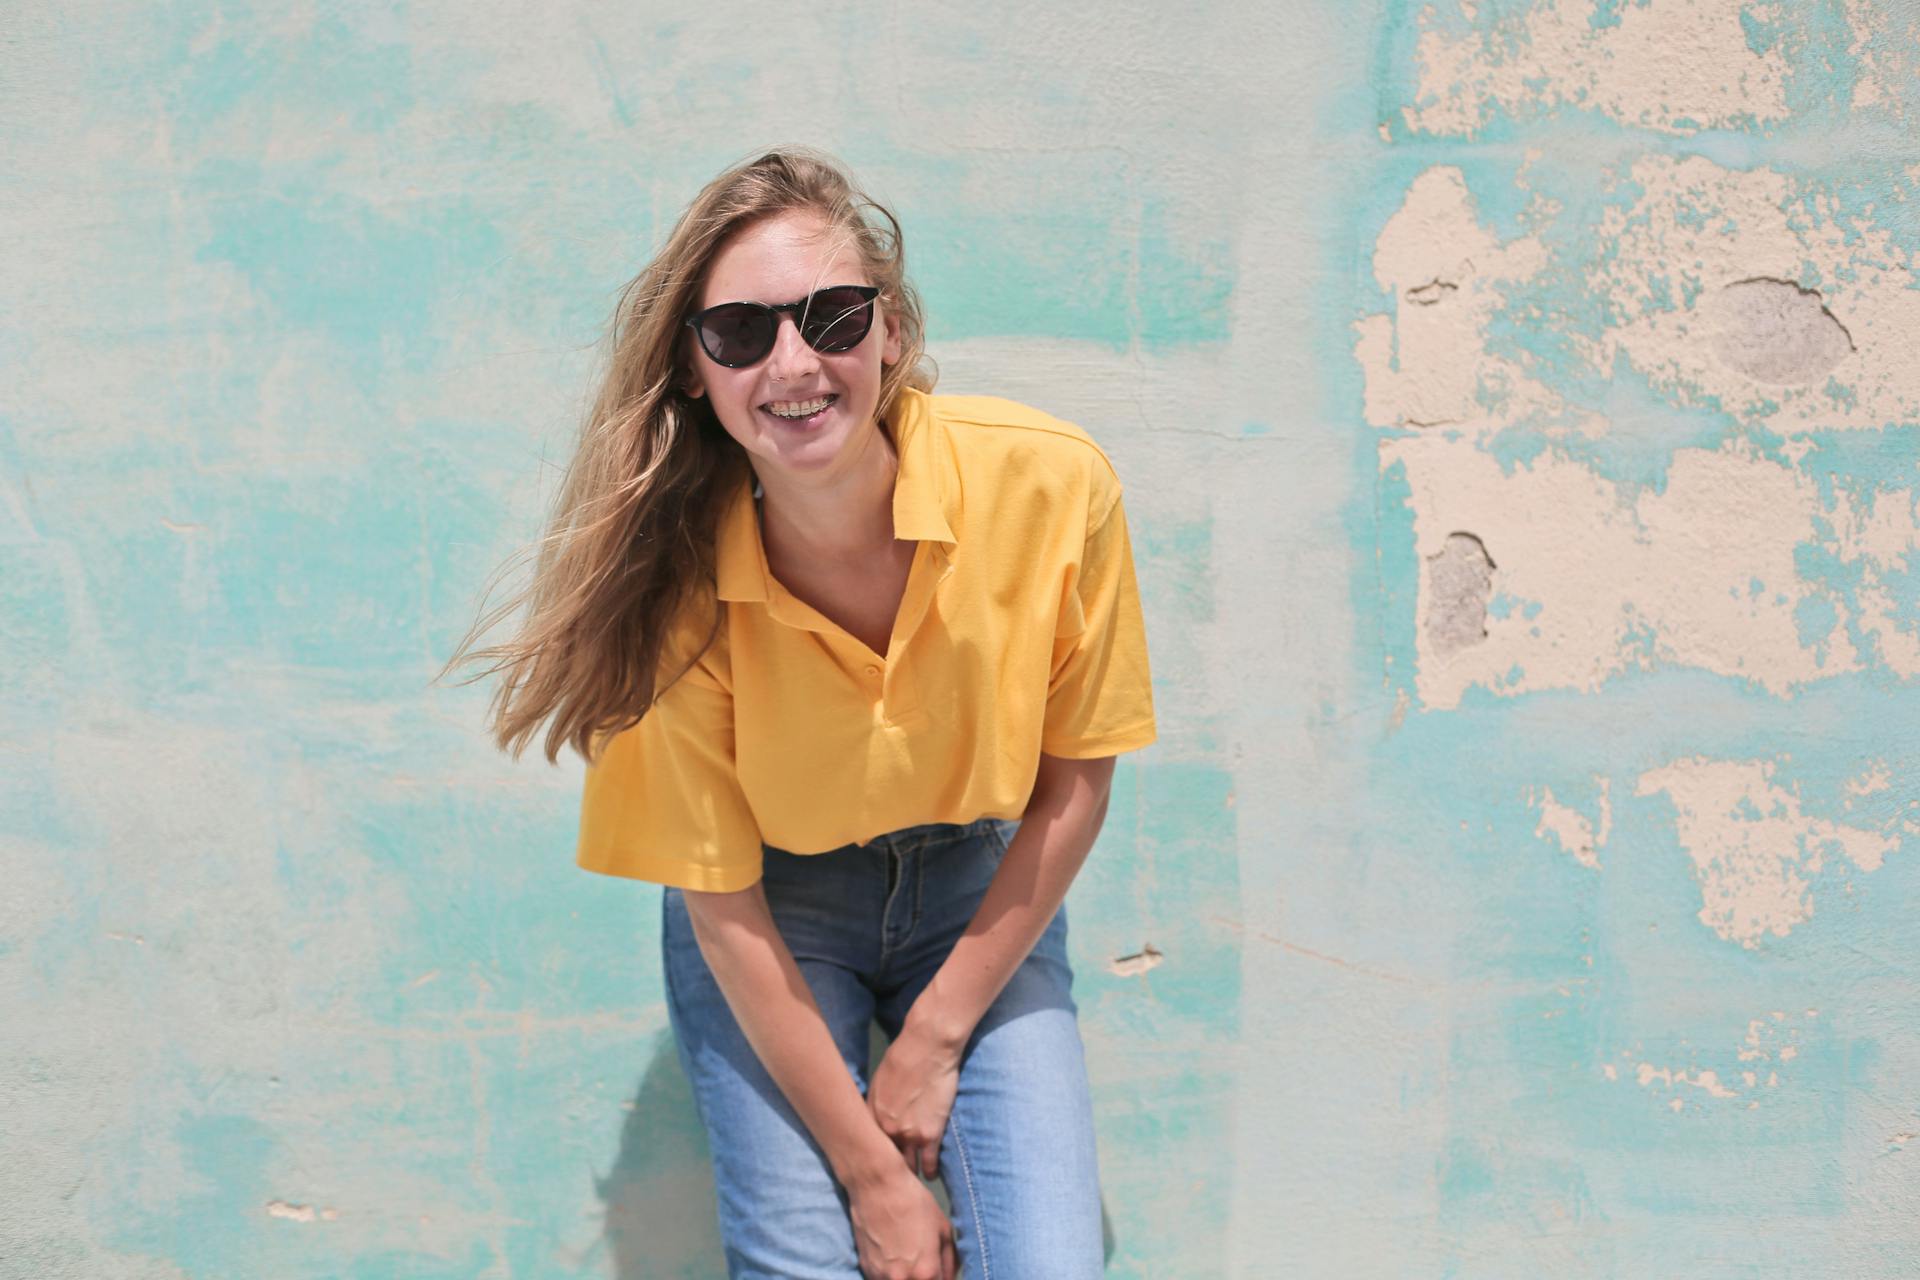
[
  {"xmin": 1041, "ymin": 488, "xmax": 1158, "ymax": 758},
  {"xmin": 575, "ymin": 621, "xmax": 764, "ymax": 891}
]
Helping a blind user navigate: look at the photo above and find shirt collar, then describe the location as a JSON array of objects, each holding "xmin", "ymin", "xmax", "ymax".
[
  {"xmin": 888, "ymin": 387, "xmax": 957, "ymax": 545},
  {"xmin": 714, "ymin": 388, "xmax": 955, "ymax": 604}
]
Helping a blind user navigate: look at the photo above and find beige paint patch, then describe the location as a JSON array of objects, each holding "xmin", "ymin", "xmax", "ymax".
[
  {"xmin": 1529, "ymin": 779, "xmax": 1609, "ymax": 869},
  {"xmin": 1845, "ymin": 761, "xmax": 1892, "ymax": 798},
  {"xmin": 1383, "ymin": 432, "xmax": 1864, "ymax": 706},
  {"xmin": 1828, "ymin": 486, "xmax": 1920, "ymax": 678},
  {"xmin": 1604, "ymin": 1009, "xmax": 1818, "ymax": 1107},
  {"xmin": 1353, "ymin": 166, "xmax": 1565, "ymax": 434},
  {"xmin": 1635, "ymin": 757, "xmax": 1900, "ymax": 947},
  {"xmin": 1635, "ymin": 1062, "xmax": 1741, "ymax": 1098},
  {"xmin": 1584, "ymin": 154, "xmax": 1920, "ymax": 432},
  {"xmin": 1401, "ymin": 0, "xmax": 1791, "ymax": 138}
]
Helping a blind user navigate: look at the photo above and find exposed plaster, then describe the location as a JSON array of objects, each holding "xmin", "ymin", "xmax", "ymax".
[
  {"xmin": 1706, "ymin": 277, "xmax": 1856, "ymax": 386},
  {"xmin": 1424, "ymin": 531, "xmax": 1496, "ymax": 661}
]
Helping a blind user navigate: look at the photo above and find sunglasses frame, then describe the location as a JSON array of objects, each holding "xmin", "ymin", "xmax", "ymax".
[{"xmin": 683, "ymin": 284, "xmax": 882, "ymax": 369}]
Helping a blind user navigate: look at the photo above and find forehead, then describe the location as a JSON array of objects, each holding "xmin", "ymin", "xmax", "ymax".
[{"xmin": 700, "ymin": 209, "xmax": 870, "ymax": 307}]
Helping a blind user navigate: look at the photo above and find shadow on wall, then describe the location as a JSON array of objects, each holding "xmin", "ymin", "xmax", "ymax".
[
  {"xmin": 598, "ymin": 1036, "xmax": 723, "ymax": 1278},
  {"xmin": 594, "ymin": 1029, "xmax": 1116, "ymax": 1276}
]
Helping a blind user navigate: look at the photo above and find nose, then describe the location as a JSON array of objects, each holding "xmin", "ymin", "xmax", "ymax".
[{"xmin": 764, "ymin": 312, "xmax": 820, "ymax": 383}]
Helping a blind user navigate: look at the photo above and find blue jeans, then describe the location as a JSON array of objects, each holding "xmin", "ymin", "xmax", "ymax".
[{"xmin": 662, "ymin": 815, "xmax": 1105, "ymax": 1278}]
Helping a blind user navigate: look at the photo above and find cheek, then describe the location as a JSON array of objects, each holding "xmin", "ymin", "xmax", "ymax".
[{"xmin": 711, "ymin": 371, "xmax": 757, "ymax": 409}]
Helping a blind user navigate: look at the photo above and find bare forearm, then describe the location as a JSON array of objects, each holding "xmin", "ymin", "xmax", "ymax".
[
  {"xmin": 907, "ymin": 756, "xmax": 1114, "ymax": 1051},
  {"xmin": 681, "ymin": 883, "xmax": 900, "ymax": 1188}
]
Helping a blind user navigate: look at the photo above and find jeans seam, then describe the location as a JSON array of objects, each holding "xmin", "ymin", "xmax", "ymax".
[
  {"xmin": 949, "ymin": 1106, "xmax": 992, "ymax": 1280},
  {"xmin": 910, "ymin": 844, "xmax": 925, "ymax": 931},
  {"xmin": 879, "ymin": 848, "xmax": 906, "ymax": 967}
]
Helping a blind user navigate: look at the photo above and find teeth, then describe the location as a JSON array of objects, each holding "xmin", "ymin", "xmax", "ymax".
[{"xmin": 767, "ymin": 395, "xmax": 833, "ymax": 418}]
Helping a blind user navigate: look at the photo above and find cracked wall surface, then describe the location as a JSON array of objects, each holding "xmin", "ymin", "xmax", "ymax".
[
  {"xmin": 1364, "ymin": 2, "xmax": 1919, "ymax": 1274},
  {"xmin": 4, "ymin": 2, "xmax": 1917, "ymax": 1278}
]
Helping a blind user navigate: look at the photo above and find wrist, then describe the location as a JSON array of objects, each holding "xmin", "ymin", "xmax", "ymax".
[
  {"xmin": 903, "ymin": 981, "xmax": 974, "ymax": 1056},
  {"xmin": 832, "ymin": 1126, "xmax": 911, "ymax": 1192}
]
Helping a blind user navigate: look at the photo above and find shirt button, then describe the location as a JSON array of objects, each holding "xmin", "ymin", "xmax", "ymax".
[{"xmin": 865, "ymin": 665, "xmax": 882, "ymax": 679}]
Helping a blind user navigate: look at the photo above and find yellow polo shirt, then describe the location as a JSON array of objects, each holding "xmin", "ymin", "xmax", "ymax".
[{"xmin": 575, "ymin": 387, "xmax": 1156, "ymax": 891}]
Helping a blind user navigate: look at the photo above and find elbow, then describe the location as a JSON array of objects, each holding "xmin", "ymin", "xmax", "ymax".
[{"xmin": 680, "ymin": 878, "xmax": 771, "ymax": 954}]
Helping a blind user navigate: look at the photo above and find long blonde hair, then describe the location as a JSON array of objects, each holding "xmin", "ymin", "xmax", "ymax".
[{"xmin": 436, "ymin": 147, "xmax": 935, "ymax": 764}]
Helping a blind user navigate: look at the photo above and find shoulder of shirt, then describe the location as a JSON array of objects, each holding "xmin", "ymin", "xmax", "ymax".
[
  {"xmin": 927, "ymin": 393, "xmax": 1125, "ymax": 521},
  {"xmin": 659, "ymin": 588, "xmax": 730, "ymax": 693}
]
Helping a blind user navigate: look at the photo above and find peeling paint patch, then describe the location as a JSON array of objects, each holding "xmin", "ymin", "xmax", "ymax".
[
  {"xmin": 265, "ymin": 1199, "xmax": 339, "ymax": 1223},
  {"xmin": 1353, "ymin": 166, "xmax": 1561, "ymax": 435},
  {"xmin": 1384, "ymin": 433, "xmax": 1874, "ymax": 705},
  {"xmin": 1530, "ymin": 779, "xmax": 1609, "ymax": 869},
  {"xmin": 1587, "ymin": 155, "xmax": 1920, "ymax": 432},
  {"xmin": 1845, "ymin": 0, "xmax": 1920, "ymax": 119},
  {"xmin": 1108, "ymin": 943, "xmax": 1166, "ymax": 978},
  {"xmin": 1845, "ymin": 761, "xmax": 1890, "ymax": 798},
  {"xmin": 1635, "ymin": 1062, "xmax": 1741, "ymax": 1098},
  {"xmin": 1400, "ymin": 0, "xmax": 1792, "ymax": 138},
  {"xmin": 1635, "ymin": 756, "xmax": 1901, "ymax": 947}
]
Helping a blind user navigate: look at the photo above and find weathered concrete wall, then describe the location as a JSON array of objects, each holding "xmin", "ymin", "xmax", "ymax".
[{"xmin": 2, "ymin": 2, "xmax": 1914, "ymax": 1277}]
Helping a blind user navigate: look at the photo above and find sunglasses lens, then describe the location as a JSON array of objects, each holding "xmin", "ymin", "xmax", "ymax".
[
  {"xmin": 801, "ymin": 287, "xmax": 875, "ymax": 353},
  {"xmin": 697, "ymin": 304, "xmax": 774, "ymax": 366}
]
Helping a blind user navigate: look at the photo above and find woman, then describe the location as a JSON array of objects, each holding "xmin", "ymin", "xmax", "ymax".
[{"xmin": 448, "ymin": 147, "xmax": 1155, "ymax": 1278}]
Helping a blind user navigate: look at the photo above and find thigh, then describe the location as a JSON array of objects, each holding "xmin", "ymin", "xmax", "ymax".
[
  {"xmin": 879, "ymin": 824, "xmax": 1106, "ymax": 1277},
  {"xmin": 941, "ymin": 906, "xmax": 1104, "ymax": 1278},
  {"xmin": 662, "ymin": 884, "xmax": 873, "ymax": 1280}
]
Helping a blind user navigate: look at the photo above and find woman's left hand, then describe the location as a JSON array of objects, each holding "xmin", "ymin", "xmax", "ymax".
[{"xmin": 867, "ymin": 1019, "xmax": 964, "ymax": 1180}]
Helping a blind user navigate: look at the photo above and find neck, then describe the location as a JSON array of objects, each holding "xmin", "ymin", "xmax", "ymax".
[{"xmin": 754, "ymin": 418, "xmax": 901, "ymax": 564}]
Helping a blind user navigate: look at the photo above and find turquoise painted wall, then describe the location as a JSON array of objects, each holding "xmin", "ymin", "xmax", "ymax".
[{"xmin": 4, "ymin": 2, "xmax": 1915, "ymax": 1276}]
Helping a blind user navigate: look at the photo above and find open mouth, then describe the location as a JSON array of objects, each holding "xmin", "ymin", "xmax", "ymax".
[{"xmin": 761, "ymin": 394, "xmax": 837, "ymax": 426}]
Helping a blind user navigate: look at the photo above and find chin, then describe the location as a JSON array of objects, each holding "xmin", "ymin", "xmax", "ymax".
[{"xmin": 753, "ymin": 400, "xmax": 876, "ymax": 468}]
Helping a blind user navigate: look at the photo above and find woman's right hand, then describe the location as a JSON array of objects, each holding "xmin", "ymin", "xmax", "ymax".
[{"xmin": 846, "ymin": 1160, "xmax": 957, "ymax": 1280}]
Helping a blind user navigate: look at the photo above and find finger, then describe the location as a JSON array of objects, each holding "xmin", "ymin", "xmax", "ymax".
[
  {"xmin": 941, "ymin": 1223, "xmax": 958, "ymax": 1280},
  {"xmin": 920, "ymin": 1141, "xmax": 939, "ymax": 1180}
]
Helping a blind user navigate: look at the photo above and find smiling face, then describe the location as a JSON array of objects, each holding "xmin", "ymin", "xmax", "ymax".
[{"xmin": 684, "ymin": 208, "xmax": 903, "ymax": 484}]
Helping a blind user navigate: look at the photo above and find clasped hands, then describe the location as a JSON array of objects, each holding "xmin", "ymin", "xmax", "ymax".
[{"xmin": 867, "ymin": 1006, "xmax": 967, "ymax": 1180}]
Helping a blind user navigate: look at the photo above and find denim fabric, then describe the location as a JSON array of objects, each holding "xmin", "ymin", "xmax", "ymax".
[{"xmin": 662, "ymin": 815, "xmax": 1104, "ymax": 1278}]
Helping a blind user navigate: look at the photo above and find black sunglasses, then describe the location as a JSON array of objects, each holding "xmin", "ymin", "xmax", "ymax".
[{"xmin": 684, "ymin": 285, "xmax": 880, "ymax": 368}]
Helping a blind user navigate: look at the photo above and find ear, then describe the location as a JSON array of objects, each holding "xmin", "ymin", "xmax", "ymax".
[
  {"xmin": 680, "ymin": 336, "xmax": 708, "ymax": 400},
  {"xmin": 879, "ymin": 305, "xmax": 903, "ymax": 366}
]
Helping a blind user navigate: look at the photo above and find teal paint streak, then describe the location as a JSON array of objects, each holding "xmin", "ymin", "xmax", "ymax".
[
  {"xmin": 194, "ymin": 168, "xmax": 505, "ymax": 375},
  {"xmin": 890, "ymin": 155, "xmax": 1233, "ymax": 351},
  {"xmin": 1079, "ymin": 757, "xmax": 1239, "ymax": 1277},
  {"xmin": 1360, "ymin": 684, "xmax": 1901, "ymax": 1265},
  {"xmin": 1076, "ymin": 491, "xmax": 1236, "ymax": 1273}
]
